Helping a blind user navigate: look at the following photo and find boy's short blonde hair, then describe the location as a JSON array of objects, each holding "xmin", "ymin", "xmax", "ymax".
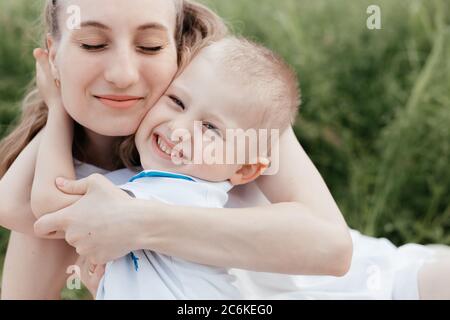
[{"xmin": 208, "ymin": 37, "xmax": 301, "ymax": 133}]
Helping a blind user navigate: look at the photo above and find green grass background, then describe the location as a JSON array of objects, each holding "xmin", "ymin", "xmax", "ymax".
[{"xmin": 1, "ymin": 0, "xmax": 449, "ymax": 299}]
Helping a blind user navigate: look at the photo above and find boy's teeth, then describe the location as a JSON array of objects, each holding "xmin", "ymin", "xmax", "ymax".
[{"xmin": 157, "ymin": 135, "xmax": 173, "ymax": 156}]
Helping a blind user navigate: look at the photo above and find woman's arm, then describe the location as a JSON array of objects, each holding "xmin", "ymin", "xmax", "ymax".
[
  {"xmin": 0, "ymin": 132, "xmax": 41, "ymax": 235},
  {"xmin": 30, "ymin": 49, "xmax": 80, "ymax": 219},
  {"xmin": 34, "ymin": 127, "xmax": 352, "ymax": 276},
  {"xmin": 131, "ymin": 200, "xmax": 351, "ymax": 276}
]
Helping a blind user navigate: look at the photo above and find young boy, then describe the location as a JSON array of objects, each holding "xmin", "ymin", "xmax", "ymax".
[{"xmin": 31, "ymin": 36, "xmax": 300, "ymax": 299}]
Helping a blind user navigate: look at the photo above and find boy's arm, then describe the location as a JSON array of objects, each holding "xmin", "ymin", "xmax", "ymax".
[
  {"xmin": 0, "ymin": 131, "xmax": 42, "ymax": 235},
  {"xmin": 31, "ymin": 107, "xmax": 79, "ymax": 218},
  {"xmin": 30, "ymin": 49, "xmax": 80, "ymax": 219}
]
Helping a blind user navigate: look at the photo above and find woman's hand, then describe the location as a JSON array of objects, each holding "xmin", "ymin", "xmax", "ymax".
[
  {"xmin": 33, "ymin": 174, "xmax": 141, "ymax": 265},
  {"xmin": 33, "ymin": 48, "xmax": 63, "ymax": 110}
]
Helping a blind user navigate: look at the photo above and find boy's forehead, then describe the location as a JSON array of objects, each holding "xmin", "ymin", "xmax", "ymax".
[
  {"xmin": 178, "ymin": 49, "xmax": 220, "ymax": 81},
  {"xmin": 176, "ymin": 48, "xmax": 244, "ymax": 95},
  {"xmin": 172, "ymin": 51, "xmax": 224, "ymax": 100},
  {"xmin": 173, "ymin": 48, "xmax": 257, "ymax": 129}
]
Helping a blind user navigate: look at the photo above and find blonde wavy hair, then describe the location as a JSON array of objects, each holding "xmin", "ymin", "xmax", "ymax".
[{"xmin": 0, "ymin": 0, "xmax": 227, "ymax": 176}]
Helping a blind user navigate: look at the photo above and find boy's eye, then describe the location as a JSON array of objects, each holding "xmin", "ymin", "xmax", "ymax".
[
  {"xmin": 203, "ymin": 122, "xmax": 221, "ymax": 136},
  {"xmin": 169, "ymin": 95, "xmax": 185, "ymax": 110},
  {"xmin": 137, "ymin": 46, "xmax": 164, "ymax": 54},
  {"xmin": 81, "ymin": 43, "xmax": 108, "ymax": 51}
]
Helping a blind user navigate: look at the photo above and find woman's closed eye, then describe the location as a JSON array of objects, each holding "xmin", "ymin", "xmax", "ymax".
[
  {"xmin": 81, "ymin": 43, "xmax": 108, "ymax": 51},
  {"xmin": 80, "ymin": 43, "xmax": 164, "ymax": 54},
  {"xmin": 137, "ymin": 46, "xmax": 164, "ymax": 54}
]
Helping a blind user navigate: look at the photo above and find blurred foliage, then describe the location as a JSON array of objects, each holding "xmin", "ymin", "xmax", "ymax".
[
  {"xmin": 1, "ymin": 0, "xmax": 449, "ymax": 298},
  {"xmin": 202, "ymin": 0, "xmax": 450, "ymax": 244}
]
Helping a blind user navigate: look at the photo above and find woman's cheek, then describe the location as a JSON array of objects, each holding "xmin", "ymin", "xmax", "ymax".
[
  {"xmin": 58, "ymin": 51, "xmax": 100, "ymax": 107},
  {"xmin": 58, "ymin": 72, "xmax": 92, "ymax": 122},
  {"xmin": 58, "ymin": 49, "xmax": 118, "ymax": 131},
  {"xmin": 142, "ymin": 54, "xmax": 178, "ymax": 100}
]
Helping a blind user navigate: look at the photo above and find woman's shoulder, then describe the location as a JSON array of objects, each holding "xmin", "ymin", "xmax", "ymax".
[
  {"xmin": 74, "ymin": 160, "xmax": 139, "ymax": 186},
  {"xmin": 74, "ymin": 160, "xmax": 109, "ymax": 179},
  {"xmin": 104, "ymin": 168, "xmax": 140, "ymax": 185}
]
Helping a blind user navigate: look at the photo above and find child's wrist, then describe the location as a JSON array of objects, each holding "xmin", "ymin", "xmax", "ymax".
[
  {"xmin": 47, "ymin": 101, "xmax": 66, "ymax": 116},
  {"xmin": 45, "ymin": 98, "xmax": 63, "ymax": 111},
  {"xmin": 47, "ymin": 106, "xmax": 72, "ymax": 125}
]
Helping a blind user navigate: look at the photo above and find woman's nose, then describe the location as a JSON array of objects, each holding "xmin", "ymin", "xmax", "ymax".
[{"xmin": 104, "ymin": 47, "xmax": 140, "ymax": 89}]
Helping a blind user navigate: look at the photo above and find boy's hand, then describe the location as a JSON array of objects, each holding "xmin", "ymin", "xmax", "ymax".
[
  {"xmin": 33, "ymin": 48, "xmax": 63, "ymax": 109},
  {"xmin": 76, "ymin": 255, "xmax": 105, "ymax": 299}
]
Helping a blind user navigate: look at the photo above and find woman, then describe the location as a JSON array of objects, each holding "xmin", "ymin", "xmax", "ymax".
[{"xmin": 0, "ymin": 0, "xmax": 352, "ymax": 299}]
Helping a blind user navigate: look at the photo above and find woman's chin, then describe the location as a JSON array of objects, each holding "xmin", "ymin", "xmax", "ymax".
[
  {"xmin": 98, "ymin": 127, "xmax": 136, "ymax": 137},
  {"xmin": 76, "ymin": 117, "xmax": 139, "ymax": 137},
  {"xmin": 66, "ymin": 105, "xmax": 144, "ymax": 138}
]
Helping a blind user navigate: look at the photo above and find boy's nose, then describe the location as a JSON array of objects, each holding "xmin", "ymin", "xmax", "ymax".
[
  {"xmin": 168, "ymin": 119, "xmax": 191, "ymax": 133},
  {"xmin": 167, "ymin": 120, "xmax": 193, "ymax": 142}
]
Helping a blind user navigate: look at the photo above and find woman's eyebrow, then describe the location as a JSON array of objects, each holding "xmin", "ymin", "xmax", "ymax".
[
  {"xmin": 137, "ymin": 23, "xmax": 169, "ymax": 32},
  {"xmin": 80, "ymin": 21, "xmax": 110, "ymax": 30},
  {"xmin": 79, "ymin": 21, "xmax": 168, "ymax": 33}
]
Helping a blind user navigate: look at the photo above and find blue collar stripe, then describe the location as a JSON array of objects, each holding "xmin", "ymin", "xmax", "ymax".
[{"xmin": 129, "ymin": 171, "xmax": 196, "ymax": 183}]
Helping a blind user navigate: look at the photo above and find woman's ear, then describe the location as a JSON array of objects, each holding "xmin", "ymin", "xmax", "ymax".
[
  {"xmin": 229, "ymin": 157, "xmax": 270, "ymax": 186},
  {"xmin": 46, "ymin": 33, "xmax": 60, "ymax": 80}
]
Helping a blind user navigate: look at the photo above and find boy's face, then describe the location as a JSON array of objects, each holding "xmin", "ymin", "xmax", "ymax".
[{"xmin": 135, "ymin": 48, "xmax": 264, "ymax": 183}]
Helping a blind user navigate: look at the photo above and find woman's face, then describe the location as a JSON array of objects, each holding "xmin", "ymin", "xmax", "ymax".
[{"xmin": 49, "ymin": 0, "xmax": 179, "ymax": 136}]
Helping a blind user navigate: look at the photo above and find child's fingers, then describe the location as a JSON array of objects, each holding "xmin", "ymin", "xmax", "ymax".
[
  {"xmin": 33, "ymin": 48, "xmax": 48, "ymax": 61},
  {"xmin": 33, "ymin": 48, "xmax": 50, "ymax": 72},
  {"xmin": 34, "ymin": 49, "xmax": 51, "ymax": 75},
  {"xmin": 78, "ymin": 259, "xmax": 104, "ymax": 298},
  {"xmin": 94, "ymin": 264, "xmax": 106, "ymax": 278},
  {"xmin": 34, "ymin": 48, "xmax": 58, "ymax": 96},
  {"xmin": 34, "ymin": 49, "xmax": 43, "ymax": 75},
  {"xmin": 33, "ymin": 48, "xmax": 42, "ymax": 59}
]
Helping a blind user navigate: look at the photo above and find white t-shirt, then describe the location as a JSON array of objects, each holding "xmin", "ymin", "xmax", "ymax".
[{"xmin": 95, "ymin": 169, "xmax": 240, "ymax": 299}]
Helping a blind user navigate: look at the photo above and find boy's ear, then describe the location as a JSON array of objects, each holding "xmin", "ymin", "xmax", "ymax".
[
  {"xmin": 46, "ymin": 33, "xmax": 59, "ymax": 79},
  {"xmin": 229, "ymin": 157, "xmax": 270, "ymax": 186}
]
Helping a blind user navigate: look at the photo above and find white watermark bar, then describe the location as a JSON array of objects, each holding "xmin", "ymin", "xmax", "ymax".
[{"xmin": 167, "ymin": 121, "xmax": 280, "ymax": 175}]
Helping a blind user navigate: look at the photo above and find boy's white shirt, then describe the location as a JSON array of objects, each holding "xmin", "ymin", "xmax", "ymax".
[
  {"xmin": 121, "ymin": 170, "xmax": 232, "ymax": 208},
  {"xmin": 96, "ymin": 166, "xmax": 307, "ymax": 299},
  {"xmin": 87, "ymin": 168, "xmax": 240, "ymax": 299}
]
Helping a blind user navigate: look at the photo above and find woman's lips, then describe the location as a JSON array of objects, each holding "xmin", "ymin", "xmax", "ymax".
[{"xmin": 95, "ymin": 95, "xmax": 144, "ymax": 109}]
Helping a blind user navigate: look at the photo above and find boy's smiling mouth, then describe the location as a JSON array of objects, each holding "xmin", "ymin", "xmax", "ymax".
[{"xmin": 151, "ymin": 133, "xmax": 185, "ymax": 162}]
